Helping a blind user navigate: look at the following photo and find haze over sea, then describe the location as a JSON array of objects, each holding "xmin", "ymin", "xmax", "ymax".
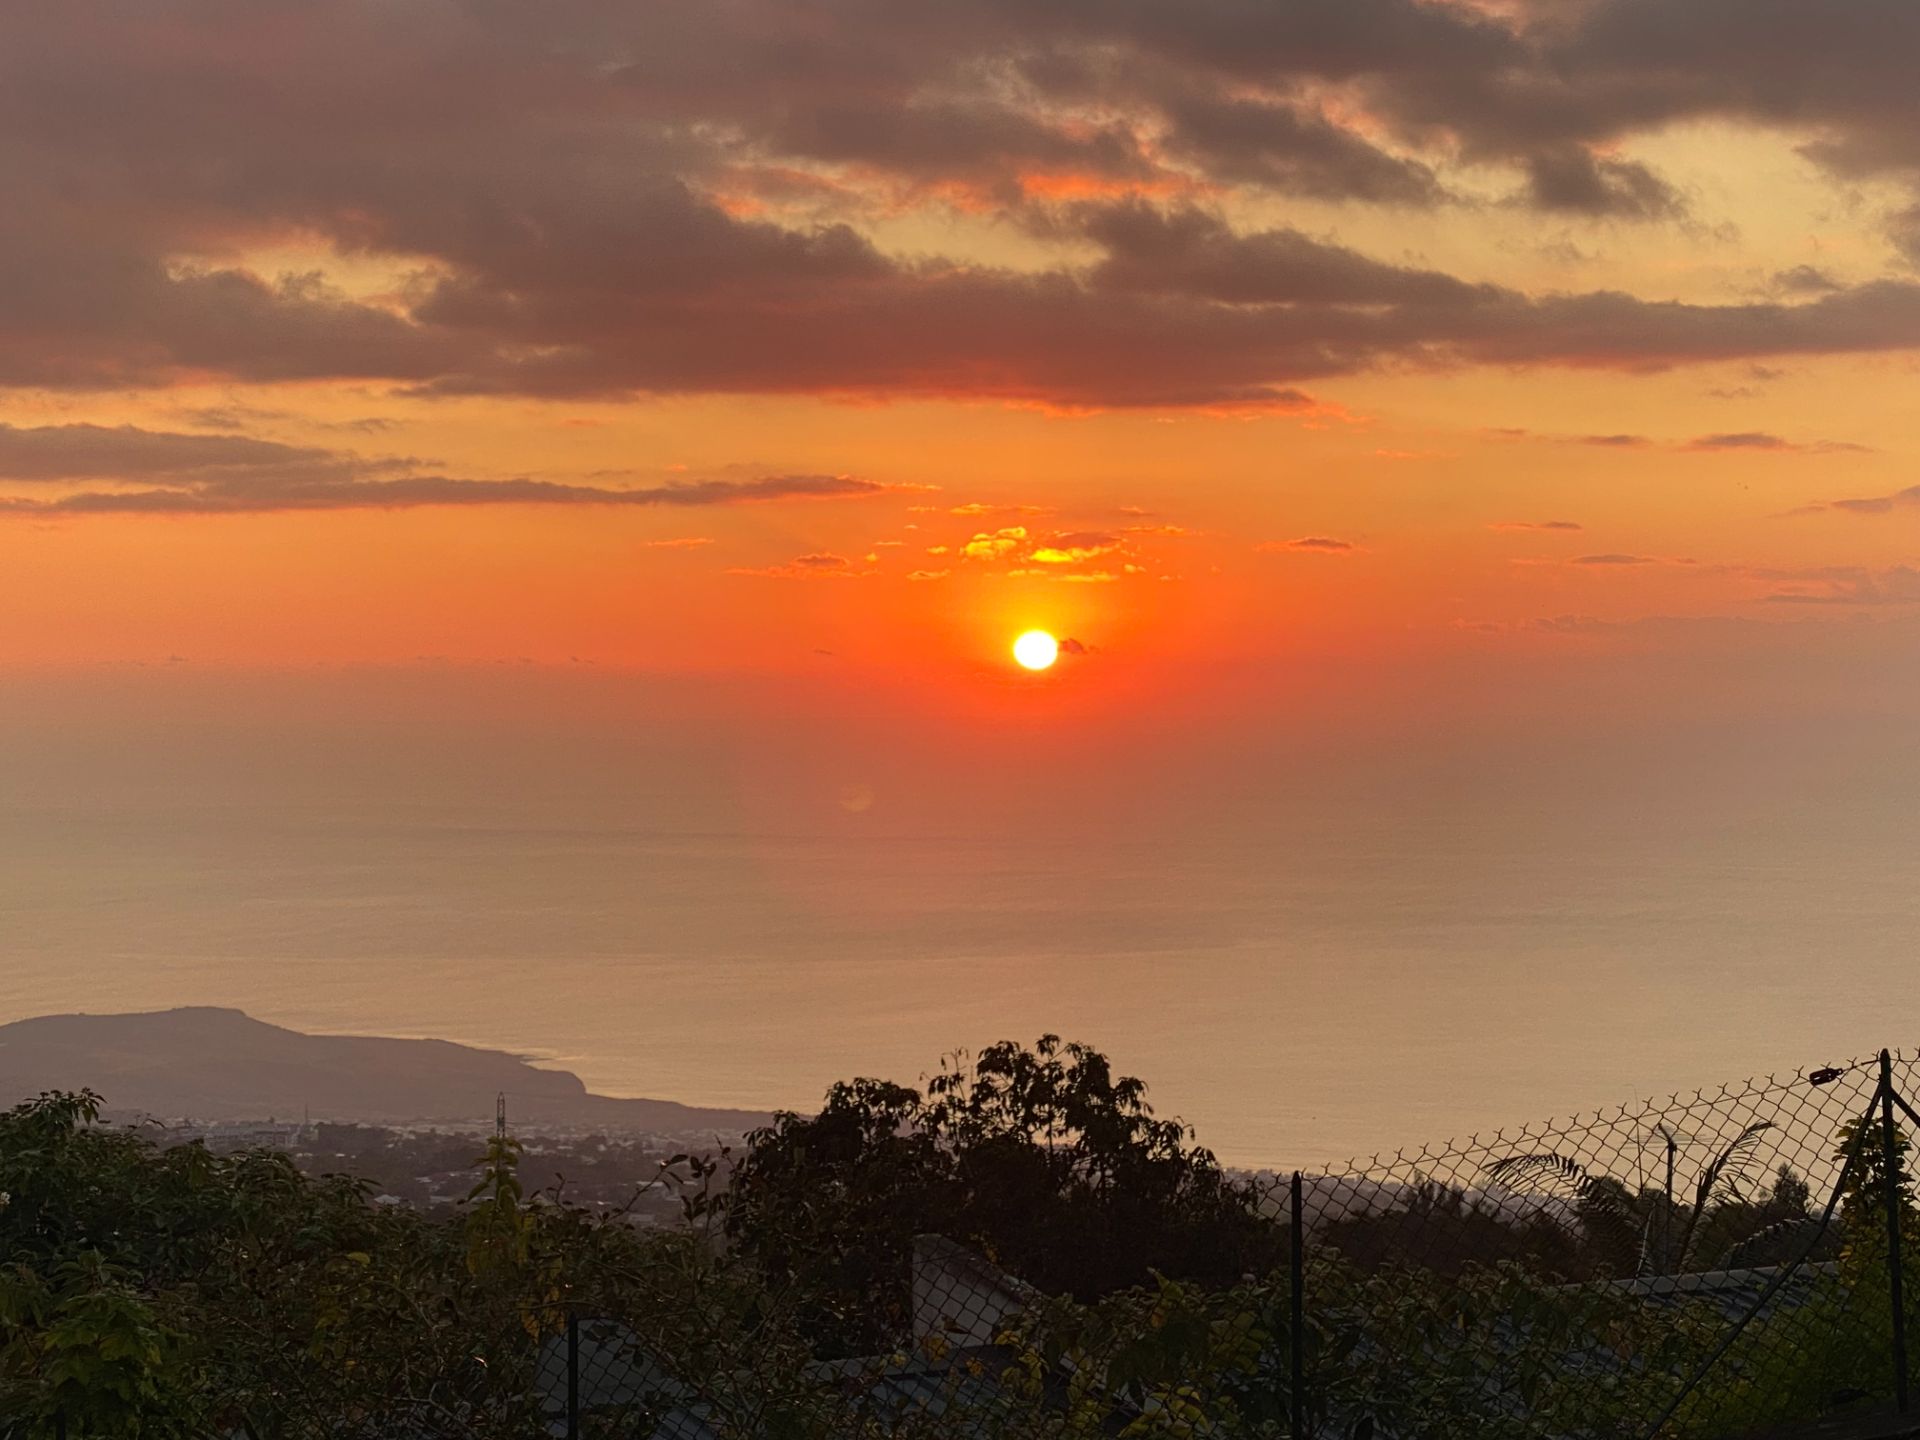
[{"xmin": 5, "ymin": 652, "xmax": 1917, "ymax": 1170}]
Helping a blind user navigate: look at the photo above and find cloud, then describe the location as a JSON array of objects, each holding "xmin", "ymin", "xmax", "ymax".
[
  {"xmin": 1260, "ymin": 536, "xmax": 1359, "ymax": 553},
  {"xmin": 0, "ymin": 474, "xmax": 904, "ymax": 516},
  {"xmin": 1491, "ymin": 520, "xmax": 1584, "ymax": 532},
  {"xmin": 1082, "ymin": 201, "xmax": 1493, "ymax": 308},
  {"xmin": 0, "ymin": 425, "xmax": 908, "ymax": 514},
  {"xmin": 1520, "ymin": 147, "xmax": 1685, "ymax": 220},
  {"xmin": 949, "ymin": 502, "xmax": 1053, "ymax": 517},
  {"xmin": 1570, "ymin": 553, "xmax": 1656, "ymax": 565},
  {"xmin": 6, "ymin": 2, "xmax": 1920, "ymax": 410},
  {"xmin": 1517, "ymin": 428, "xmax": 1865, "ymax": 454},
  {"xmin": 1149, "ymin": 91, "xmax": 1447, "ymax": 206},
  {"xmin": 0, "ymin": 422, "xmax": 356, "ymax": 481},
  {"xmin": 958, "ymin": 523, "xmax": 1161, "ymax": 574},
  {"xmin": 727, "ymin": 552, "xmax": 871, "ymax": 579},
  {"xmin": 1795, "ymin": 484, "xmax": 1920, "ymax": 516},
  {"xmin": 1685, "ymin": 432, "xmax": 1871, "ymax": 453},
  {"xmin": 961, "ymin": 525, "xmax": 1032, "ymax": 560},
  {"xmin": 642, "ymin": 536, "xmax": 717, "ymax": 549},
  {"xmin": 1029, "ymin": 530, "xmax": 1124, "ymax": 564},
  {"xmin": 1757, "ymin": 565, "xmax": 1920, "ymax": 605},
  {"xmin": 1774, "ymin": 265, "xmax": 1842, "ymax": 296}
]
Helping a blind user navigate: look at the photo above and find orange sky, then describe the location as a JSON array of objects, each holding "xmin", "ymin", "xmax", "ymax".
[{"xmin": 0, "ymin": 3, "xmax": 1917, "ymax": 694}]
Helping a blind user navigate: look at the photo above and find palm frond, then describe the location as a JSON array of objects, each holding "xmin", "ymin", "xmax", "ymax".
[
  {"xmin": 1722, "ymin": 1215, "xmax": 1824, "ymax": 1270},
  {"xmin": 1701, "ymin": 1123, "xmax": 1776, "ymax": 1206},
  {"xmin": 1484, "ymin": 1152, "xmax": 1591, "ymax": 1199},
  {"xmin": 1674, "ymin": 1123, "xmax": 1776, "ymax": 1269},
  {"xmin": 1487, "ymin": 1149, "xmax": 1641, "ymax": 1273}
]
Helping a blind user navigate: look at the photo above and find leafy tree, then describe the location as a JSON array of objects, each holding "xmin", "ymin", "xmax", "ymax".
[
  {"xmin": 724, "ymin": 1036, "xmax": 1283, "ymax": 1352},
  {"xmin": 465, "ymin": 1131, "xmax": 531, "ymax": 1277},
  {"xmin": 1316, "ymin": 1175, "xmax": 1593, "ymax": 1281},
  {"xmin": 1771, "ymin": 1163, "xmax": 1813, "ymax": 1217},
  {"xmin": 0, "ymin": 1253, "xmax": 194, "ymax": 1438},
  {"xmin": 1835, "ymin": 1111, "xmax": 1913, "ymax": 1242}
]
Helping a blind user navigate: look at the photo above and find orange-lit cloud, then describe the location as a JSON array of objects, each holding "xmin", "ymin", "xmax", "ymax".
[{"xmin": 1259, "ymin": 537, "xmax": 1360, "ymax": 555}]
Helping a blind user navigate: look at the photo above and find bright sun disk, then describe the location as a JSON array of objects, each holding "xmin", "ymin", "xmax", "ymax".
[{"xmin": 1012, "ymin": 630, "xmax": 1059, "ymax": 671}]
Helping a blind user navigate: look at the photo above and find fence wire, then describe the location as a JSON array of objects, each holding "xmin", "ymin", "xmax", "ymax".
[{"xmin": 1261, "ymin": 1050, "xmax": 1910, "ymax": 1440}]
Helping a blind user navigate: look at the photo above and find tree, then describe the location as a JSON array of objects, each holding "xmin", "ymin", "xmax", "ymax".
[
  {"xmin": 1771, "ymin": 1163, "xmax": 1812, "ymax": 1217},
  {"xmin": 1835, "ymin": 1111, "xmax": 1913, "ymax": 1242},
  {"xmin": 724, "ymin": 1036, "xmax": 1283, "ymax": 1353}
]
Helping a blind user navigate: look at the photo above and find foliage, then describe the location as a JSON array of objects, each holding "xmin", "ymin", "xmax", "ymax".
[
  {"xmin": 1, "ymin": 1056, "xmax": 1916, "ymax": 1440},
  {"xmin": 464, "ymin": 1131, "xmax": 531, "ymax": 1277},
  {"xmin": 0, "ymin": 1087, "xmax": 715, "ymax": 1435},
  {"xmin": 724, "ymin": 1036, "xmax": 1284, "ymax": 1353}
]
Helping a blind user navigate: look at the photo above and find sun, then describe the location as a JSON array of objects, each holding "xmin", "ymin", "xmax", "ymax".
[{"xmin": 1012, "ymin": 629, "xmax": 1059, "ymax": 671}]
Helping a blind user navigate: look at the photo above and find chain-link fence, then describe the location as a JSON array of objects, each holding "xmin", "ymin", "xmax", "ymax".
[
  {"xmin": 1266, "ymin": 1048, "xmax": 1918, "ymax": 1440},
  {"xmin": 26, "ymin": 1050, "xmax": 1920, "ymax": 1439}
]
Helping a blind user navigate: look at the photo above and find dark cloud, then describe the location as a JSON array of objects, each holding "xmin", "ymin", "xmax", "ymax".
[
  {"xmin": 1685, "ymin": 432, "xmax": 1871, "ymax": 453},
  {"xmin": 1152, "ymin": 91, "xmax": 1446, "ymax": 205},
  {"xmin": 0, "ymin": 424, "xmax": 905, "ymax": 514},
  {"xmin": 0, "ymin": 423, "xmax": 353, "ymax": 481},
  {"xmin": 1520, "ymin": 427, "xmax": 1866, "ymax": 454},
  {"xmin": 1773, "ymin": 265, "xmax": 1842, "ymax": 296},
  {"xmin": 1691, "ymin": 431, "xmax": 1797, "ymax": 450},
  {"xmin": 2, "ymin": 2, "xmax": 1920, "ymax": 409},
  {"xmin": 1083, "ymin": 201, "xmax": 1492, "ymax": 307},
  {"xmin": 1797, "ymin": 484, "xmax": 1920, "ymax": 516},
  {"xmin": 2, "ymin": 474, "xmax": 904, "ymax": 516},
  {"xmin": 1571, "ymin": 553, "xmax": 1655, "ymax": 565},
  {"xmin": 1521, "ymin": 147, "xmax": 1685, "ymax": 219},
  {"xmin": 726, "ymin": 555, "xmax": 871, "ymax": 579},
  {"xmin": 1891, "ymin": 205, "xmax": 1920, "ymax": 268},
  {"xmin": 1262, "ymin": 536, "xmax": 1358, "ymax": 553}
]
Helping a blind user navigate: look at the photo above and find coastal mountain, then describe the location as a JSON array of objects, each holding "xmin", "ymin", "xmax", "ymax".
[{"xmin": 0, "ymin": 1008, "xmax": 769, "ymax": 1134}]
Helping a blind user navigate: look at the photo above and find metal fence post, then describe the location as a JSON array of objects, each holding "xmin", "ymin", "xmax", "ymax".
[
  {"xmin": 566, "ymin": 1308, "xmax": 581, "ymax": 1440},
  {"xmin": 1882, "ymin": 1050, "xmax": 1910, "ymax": 1413},
  {"xmin": 1290, "ymin": 1169, "xmax": 1306, "ymax": 1439}
]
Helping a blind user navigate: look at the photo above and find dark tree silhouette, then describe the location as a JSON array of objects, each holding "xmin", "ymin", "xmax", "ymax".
[{"xmin": 723, "ymin": 1036, "xmax": 1282, "ymax": 1352}]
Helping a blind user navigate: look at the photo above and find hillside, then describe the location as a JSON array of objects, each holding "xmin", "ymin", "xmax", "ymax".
[{"xmin": 0, "ymin": 1007, "xmax": 768, "ymax": 1134}]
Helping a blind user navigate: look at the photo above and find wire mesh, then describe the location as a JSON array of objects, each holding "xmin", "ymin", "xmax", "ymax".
[{"xmin": 1267, "ymin": 1051, "xmax": 1911, "ymax": 1439}]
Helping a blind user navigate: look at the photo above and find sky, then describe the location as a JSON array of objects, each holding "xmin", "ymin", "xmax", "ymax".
[{"xmin": 5, "ymin": 1, "xmax": 1920, "ymax": 1156}]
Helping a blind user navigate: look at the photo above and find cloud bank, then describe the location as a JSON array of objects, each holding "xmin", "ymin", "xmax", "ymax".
[{"xmin": 0, "ymin": 2, "xmax": 1917, "ymax": 412}]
